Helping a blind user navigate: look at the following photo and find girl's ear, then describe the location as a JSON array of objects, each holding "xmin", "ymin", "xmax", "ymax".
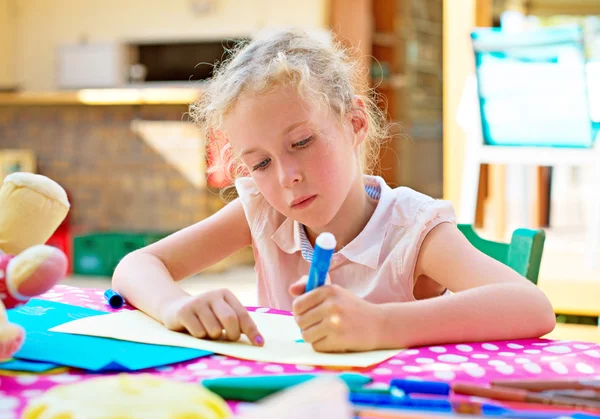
[{"xmin": 349, "ymin": 96, "xmax": 369, "ymax": 146}]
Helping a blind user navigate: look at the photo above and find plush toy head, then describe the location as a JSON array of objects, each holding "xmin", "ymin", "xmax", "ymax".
[{"xmin": 0, "ymin": 172, "xmax": 70, "ymax": 360}]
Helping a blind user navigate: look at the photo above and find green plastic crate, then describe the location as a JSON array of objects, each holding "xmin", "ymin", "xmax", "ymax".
[
  {"xmin": 143, "ymin": 231, "xmax": 171, "ymax": 245},
  {"xmin": 73, "ymin": 233, "xmax": 115, "ymax": 277},
  {"xmin": 73, "ymin": 231, "xmax": 173, "ymax": 277}
]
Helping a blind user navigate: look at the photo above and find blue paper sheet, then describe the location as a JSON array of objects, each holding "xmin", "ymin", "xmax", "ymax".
[
  {"xmin": 7, "ymin": 299, "xmax": 212, "ymax": 372},
  {"xmin": 0, "ymin": 359, "xmax": 60, "ymax": 372}
]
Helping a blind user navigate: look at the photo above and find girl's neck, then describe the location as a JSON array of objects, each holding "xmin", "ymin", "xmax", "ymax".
[{"xmin": 305, "ymin": 173, "xmax": 377, "ymax": 252}]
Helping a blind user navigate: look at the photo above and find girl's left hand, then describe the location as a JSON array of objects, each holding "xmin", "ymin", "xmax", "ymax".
[{"xmin": 289, "ymin": 276, "xmax": 383, "ymax": 353}]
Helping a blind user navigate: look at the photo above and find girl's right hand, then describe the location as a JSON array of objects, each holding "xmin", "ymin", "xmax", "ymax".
[{"xmin": 160, "ymin": 289, "xmax": 264, "ymax": 346}]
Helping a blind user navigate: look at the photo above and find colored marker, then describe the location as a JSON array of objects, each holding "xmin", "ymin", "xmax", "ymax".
[
  {"xmin": 201, "ymin": 372, "xmax": 371, "ymax": 402},
  {"xmin": 350, "ymin": 392, "xmax": 452, "ymax": 410},
  {"xmin": 390, "ymin": 379, "xmax": 451, "ymax": 396},
  {"xmin": 305, "ymin": 232, "xmax": 336, "ymax": 293},
  {"xmin": 104, "ymin": 289, "xmax": 124, "ymax": 309}
]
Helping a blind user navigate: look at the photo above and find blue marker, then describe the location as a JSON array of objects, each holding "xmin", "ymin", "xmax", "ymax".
[
  {"xmin": 390, "ymin": 379, "xmax": 450, "ymax": 396},
  {"xmin": 350, "ymin": 392, "xmax": 451, "ymax": 410},
  {"xmin": 104, "ymin": 289, "xmax": 125, "ymax": 309},
  {"xmin": 305, "ymin": 232, "xmax": 336, "ymax": 293}
]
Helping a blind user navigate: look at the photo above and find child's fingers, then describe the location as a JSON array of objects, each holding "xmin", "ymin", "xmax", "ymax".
[
  {"xmin": 197, "ymin": 304, "xmax": 224, "ymax": 339},
  {"xmin": 288, "ymin": 275, "xmax": 308, "ymax": 296},
  {"xmin": 312, "ymin": 337, "xmax": 343, "ymax": 353},
  {"xmin": 295, "ymin": 302, "xmax": 328, "ymax": 331},
  {"xmin": 300, "ymin": 320, "xmax": 327, "ymax": 344},
  {"xmin": 292, "ymin": 285, "xmax": 332, "ymax": 316},
  {"xmin": 180, "ymin": 310, "xmax": 207, "ymax": 339},
  {"xmin": 211, "ymin": 298, "xmax": 242, "ymax": 342},
  {"xmin": 224, "ymin": 292, "xmax": 264, "ymax": 346}
]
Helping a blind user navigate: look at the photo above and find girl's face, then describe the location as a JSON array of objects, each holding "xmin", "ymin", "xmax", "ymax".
[{"xmin": 225, "ymin": 87, "xmax": 364, "ymax": 228}]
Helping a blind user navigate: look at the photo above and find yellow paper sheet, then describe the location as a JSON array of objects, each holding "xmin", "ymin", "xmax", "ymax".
[{"xmin": 50, "ymin": 310, "xmax": 401, "ymax": 368}]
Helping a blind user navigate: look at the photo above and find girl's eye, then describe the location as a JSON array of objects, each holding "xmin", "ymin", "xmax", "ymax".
[
  {"xmin": 252, "ymin": 158, "xmax": 271, "ymax": 171},
  {"xmin": 293, "ymin": 136, "xmax": 313, "ymax": 148}
]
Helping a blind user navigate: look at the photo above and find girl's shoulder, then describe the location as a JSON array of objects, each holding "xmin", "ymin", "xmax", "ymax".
[{"xmin": 386, "ymin": 184, "xmax": 457, "ymax": 230}]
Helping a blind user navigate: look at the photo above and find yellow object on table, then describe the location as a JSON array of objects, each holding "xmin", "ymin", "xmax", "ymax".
[
  {"xmin": 22, "ymin": 374, "xmax": 232, "ymax": 419},
  {"xmin": 538, "ymin": 277, "xmax": 600, "ymax": 317},
  {"xmin": 544, "ymin": 323, "xmax": 600, "ymax": 344}
]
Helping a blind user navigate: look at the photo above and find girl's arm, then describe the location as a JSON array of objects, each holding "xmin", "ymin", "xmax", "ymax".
[
  {"xmin": 376, "ymin": 223, "xmax": 556, "ymax": 348},
  {"xmin": 112, "ymin": 199, "xmax": 258, "ymax": 341}
]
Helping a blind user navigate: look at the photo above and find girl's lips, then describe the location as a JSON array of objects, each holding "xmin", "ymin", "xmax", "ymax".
[{"xmin": 290, "ymin": 195, "xmax": 317, "ymax": 209}]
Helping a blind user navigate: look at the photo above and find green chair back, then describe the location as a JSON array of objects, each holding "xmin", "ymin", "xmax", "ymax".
[{"xmin": 457, "ymin": 224, "xmax": 546, "ymax": 285}]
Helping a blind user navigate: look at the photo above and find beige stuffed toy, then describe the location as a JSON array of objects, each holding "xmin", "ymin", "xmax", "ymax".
[
  {"xmin": 0, "ymin": 172, "xmax": 70, "ymax": 360},
  {"xmin": 22, "ymin": 374, "xmax": 232, "ymax": 419}
]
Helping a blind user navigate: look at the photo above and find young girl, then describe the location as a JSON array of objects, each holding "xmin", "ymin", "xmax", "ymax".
[{"xmin": 113, "ymin": 28, "xmax": 555, "ymax": 353}]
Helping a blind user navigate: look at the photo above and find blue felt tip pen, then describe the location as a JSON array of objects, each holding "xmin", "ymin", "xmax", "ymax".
[
  {"xmin": 390, "ymin": 378, "xmax": 451, "ymax": 396},
  {"xmin": 305, "ymin": 232, "xmax": 336, "ymax": 293},
  {"xmin": 104, "ymin": 289, "xmax": 125, "ymax": 309},
  {"xmin": 350, "ymin": 392, "xmax": 452, "ymax": 410}
]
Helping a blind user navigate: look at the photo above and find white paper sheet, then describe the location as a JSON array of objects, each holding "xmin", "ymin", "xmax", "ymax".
[{"xmin": 50, "ymin": 310, "xmax": 401, "ymax": 368}]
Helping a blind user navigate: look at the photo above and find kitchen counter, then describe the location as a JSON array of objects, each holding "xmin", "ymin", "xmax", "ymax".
[{"xmin": 0, "ymin": 87, "xmax": 203, "ymax": 106}]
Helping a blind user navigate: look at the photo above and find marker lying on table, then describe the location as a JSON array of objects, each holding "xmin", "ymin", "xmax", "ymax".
[
  {"xmin": 104, "ymin": 289, "xmax": 125, "ymax": 309},
  {"xmin": 201, "ymin": 372, "xmax": 372, "ymax": 402},
  {"xmin": 491, "ymin": 378, "xmax": 600, "ymax": 392},
  {"xmin": 389, "ymin": 379, "xmax": 600, "ymax": 418},
  {"xmin": 453, "ymin": 382, "xmax": 600, "ymax": 411},
  {"xmin": 305, "ymin": 232, "xmax": 336, "ymax": 293}
]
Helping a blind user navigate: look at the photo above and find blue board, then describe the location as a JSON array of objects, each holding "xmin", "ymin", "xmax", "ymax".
[
  {"xmin": 7, "ymin": 299, "xmax": 212, "ymax": 372},
  {"xmin": 0, "ymin": 359, "xmax": 60, "ymax": 372}
]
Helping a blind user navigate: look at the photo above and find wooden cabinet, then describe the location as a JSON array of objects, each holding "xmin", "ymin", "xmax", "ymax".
[
  {"xmin": 0, "ymin": 0, "xmax": 15, "ymax": 89},
  {"xmin": 329, "ymin": 0, "xmax": 443, "ymax": 195},
  {"xmin": 372, "ymin": 0, "xmax": 443, "ymax": 196},
  {"xmin": 495, "ymin": 0, "xmax": 600, "ymax": 17}
]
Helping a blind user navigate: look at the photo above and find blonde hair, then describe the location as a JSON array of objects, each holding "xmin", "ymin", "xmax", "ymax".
[{"xmin": 190, "ymin": 28, "xmax": 390, "ymax": 186}]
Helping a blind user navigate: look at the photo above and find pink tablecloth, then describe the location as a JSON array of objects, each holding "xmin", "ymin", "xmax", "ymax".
[{"xmin": 2, "ymin": 284, "xmax": 600, "ymax": 418}]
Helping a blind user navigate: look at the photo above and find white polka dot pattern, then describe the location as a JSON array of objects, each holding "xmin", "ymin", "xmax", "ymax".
[
  {"xmin": 576, "ymin": 362, "xmax": 595, "ymax": 374},
  {"xmin": 543, "ymin": 346, "xmax": 572, "ymax": 354},
  {"xmin": 0, "ymin": 397, "xmax": 19, "ymax": 410},
  {"xmin": 264, "ymin": 365, "xmax": 284, "ymax": 373},
  {"xmin": 495, "ymin": 365, "xmax": 515, "ymax": 375},
  {"xmin": 507, "ymin": 343, "xmax": 524, "ymax": 349},
  {"xmin": 498, "ymin": 352, "xmax": 515, "ymax": 357},
  {"xmin": 231, "ymin": 366, "xmax": 253, "ymax": 375},
  {"xmin": 465, "ymin": 367, "xmax": 486, "ymax": 378},
  {"xmin": 585, "ymin": 350, "xmax": 600, "ymax": 358},
  {"xmin": 438, "ymin": 354, "xmax": 469, "ymax": 364},
  {"xmin": 255, "ymin": 307, "xmax": 270, "ymax": 313},
  {"xmin": 524, "ymin": 363, "xmax": 542, "ymax": 374},
  {"xmin": 549, "ymin": 362, "xmax": 569, "ymax": 375},
  {"xmin": 482, "ymin": 343, "xmax": 499, "ymax": 351},
  {"xmin": 434, "ymin": 371, "xmax": 456, "ymax": 380}
]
